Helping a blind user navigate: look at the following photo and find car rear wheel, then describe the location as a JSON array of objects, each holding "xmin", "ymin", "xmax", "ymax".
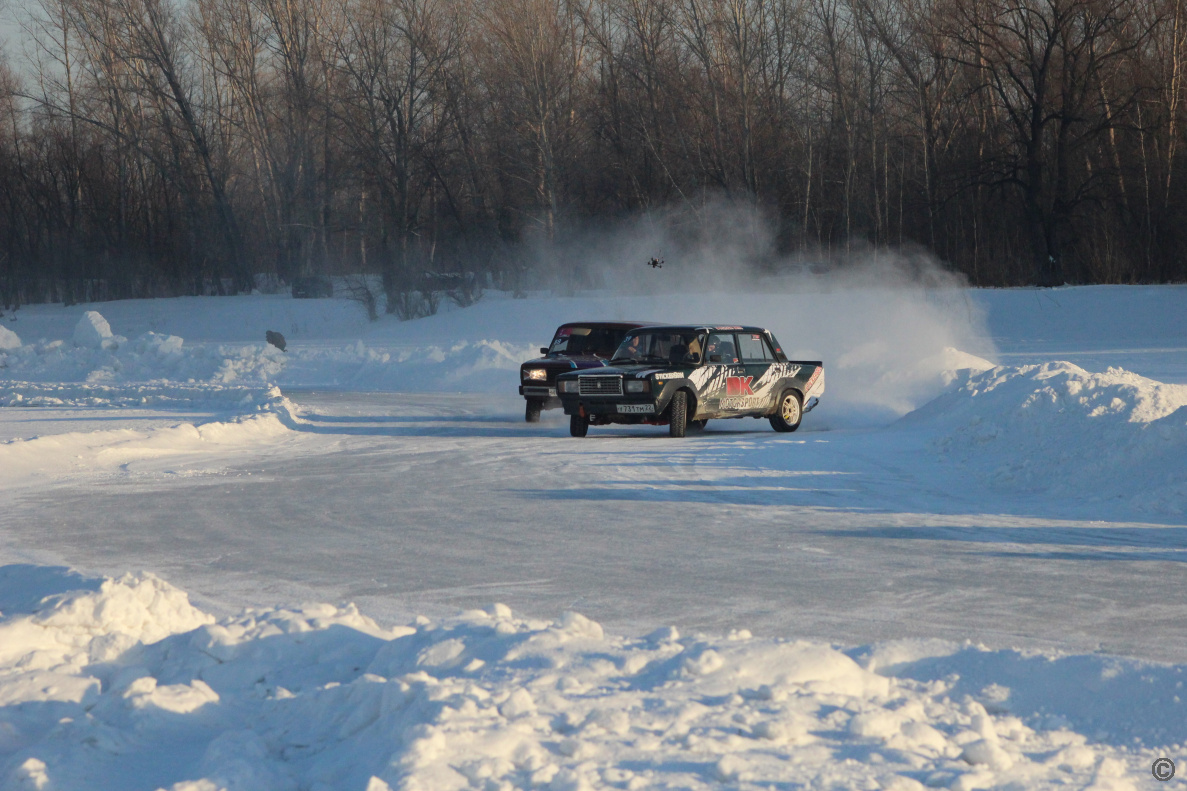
[
  {"xmin": 525, "ymin": 399, "xmax": 543, "ymax": 423},
  {"xmin": 570, "ymin": 413, "xmax": 589, "ymax": 437},
  {"xmin": 668, "ymin": 390, "xmax": 688, "ymax": 438},
  {"xmin": 769, "ymin": 390, "xmax": 802, "ymax": 432}
]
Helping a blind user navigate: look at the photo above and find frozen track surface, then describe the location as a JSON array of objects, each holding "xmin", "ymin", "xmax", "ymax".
[{"xmin": 4, "ymin": 391, "xmax": 1185, "ymax": 664}]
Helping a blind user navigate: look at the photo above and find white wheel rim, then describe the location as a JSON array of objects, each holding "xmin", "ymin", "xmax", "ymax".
[{"xmin": 782, "ymin": 395, "xmax": 800, "ymax": 423}]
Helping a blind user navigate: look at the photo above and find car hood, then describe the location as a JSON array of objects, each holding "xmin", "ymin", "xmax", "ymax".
[
  {"xmin": 521, "ymin": 355, "xmax": 614, "ymax": 370},
  {"xmin": 557, "ymin": 362, "xmax": 688, "ymax": 378}
]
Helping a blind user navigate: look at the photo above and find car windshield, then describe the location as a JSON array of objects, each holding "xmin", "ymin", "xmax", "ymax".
[
  {"xmin": 547, "ymin": 327, "xmax": 628, "ymax": 356},
  {"xmin": 612, "ymin": 331, "xmax": 704, "ymax": 364}
]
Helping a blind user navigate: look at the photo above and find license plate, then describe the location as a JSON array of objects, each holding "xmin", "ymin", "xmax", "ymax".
[{"xmin": 617, "ymin": 403, "xmax": 655, "ymax": 414}]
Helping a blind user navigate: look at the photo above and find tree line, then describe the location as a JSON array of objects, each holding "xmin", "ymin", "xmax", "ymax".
[{"xmin": 0, "ymin": 0, "xmax": 1184, "ymax": 311}]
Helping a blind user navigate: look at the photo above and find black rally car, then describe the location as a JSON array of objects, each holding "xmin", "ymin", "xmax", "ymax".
[
  {"xmin": 519, "ymin": 321, "xmax": 656, "ymax": 422},
  {"xmin": 555, "ymin": 325, "xmax": 825, "ymax": 438}
]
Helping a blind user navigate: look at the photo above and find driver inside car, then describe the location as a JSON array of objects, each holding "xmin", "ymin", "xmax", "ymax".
[{"xmin": 706, "ymin": 336, "xmax": 738, "ymax": 364}]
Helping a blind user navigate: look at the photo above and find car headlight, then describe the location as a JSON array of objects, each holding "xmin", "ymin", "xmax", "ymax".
[
  {"xmin": 524, "ymin": 368, "xmax": 547, "ymax": 381},
  {"xmin": 625, "ymin": 380, "xmax": 649, "ymax": 394},
  {"xmin": 559, "ymin": 379, "xmax": 578, "ymax": 393}
]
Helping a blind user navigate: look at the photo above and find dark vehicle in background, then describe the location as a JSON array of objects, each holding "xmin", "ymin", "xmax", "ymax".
[
  {"xmin": 556, "ymin": 325, "xmax": 824, "ymax": 438},
  {"xmin": 519, "ymin": 321, "xmax": 655, "ymax": 422}
]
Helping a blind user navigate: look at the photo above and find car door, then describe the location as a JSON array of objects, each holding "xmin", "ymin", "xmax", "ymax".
[
  {"xmin": 736, "ymin": 332, "xmax": 777, "ymax": 414},
  {"xmin": 701, "ymin": 332, "xmax": 748, "ymax": 415},
  {"xmin": 693, "ymin": 330, "xmax": 735, "ymax": 413}
]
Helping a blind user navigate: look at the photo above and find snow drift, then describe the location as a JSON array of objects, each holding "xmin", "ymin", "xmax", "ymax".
[
  {"xmin": 0, "ymin": 570, "xmax": 1174, "ymax": 791},
  {"xmin": 0, "ymin": 328, "xmax": 285, "ymax": 387},
  {"xmin": 72, "ymin": 311, "xmax": 118, "ymax": 350},
  {"xmin": 1, "ymin": 310, "xmax": 540, "ymax": 402},
  {"xmin": 0, "ymin": 387, "xmax": 304, "ymax": 488},
  {"xmin": 0, "ymin": 325, "xmax": 19, "ymax": 351},
  {"xmin": 908, "ymin": 362, "xmax": 1187, "ymax": 512}
]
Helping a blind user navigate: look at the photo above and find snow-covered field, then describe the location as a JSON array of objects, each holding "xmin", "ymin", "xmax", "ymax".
[{"xmin": 1, "ymin": 281, "xmax": 1186, "ymax": 790}]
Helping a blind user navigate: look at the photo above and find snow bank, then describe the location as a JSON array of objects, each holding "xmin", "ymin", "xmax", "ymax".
[
  {"xmin": 0, "ymin": 381, "xmax": 284, "ymax": 410},
  {"xmin": 2, "ymin": 309, "xmax": 543, "ymax": 400},
  {"xmin": 1, "ymin": 329, "xmax": 285, "ymax": 387},
  {"xmin": 0, "ymin": 571, "xmax": 1173, "ymax": 791},
  {"xmin": 72, "ymin": 310, "xmax": 118, "ymax": 350},
  {"xmin": 0, "ymin": 324, "xmax": 19, "ymax": 351},
  {"xmin": 908, "ymin": 362, "xmax": 1187, "ymax": 512},
  {"xmin": 0, "ymin": 387, "xmax": 304, "ymax": 487}
]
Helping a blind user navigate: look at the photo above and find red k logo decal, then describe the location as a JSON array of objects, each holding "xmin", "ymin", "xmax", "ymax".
[{"xmin": 726, "ymin": 376, "xmax": 754, "ymax": 396}]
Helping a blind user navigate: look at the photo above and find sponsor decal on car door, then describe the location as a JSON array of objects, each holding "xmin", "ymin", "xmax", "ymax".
[
  {"xmin": 734, "ymin": 333, "xmax": 778, "ymax": 414},
  {"xmin": 688, "ymin": 332, "xmax": 741, "ymax": 414}
]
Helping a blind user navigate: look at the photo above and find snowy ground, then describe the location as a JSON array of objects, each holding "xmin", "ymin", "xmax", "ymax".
[{"xmin": 0, "ymin": 283, "xmax": 1185, "ymax": 790}]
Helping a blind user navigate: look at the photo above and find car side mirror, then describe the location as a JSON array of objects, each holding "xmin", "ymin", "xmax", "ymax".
[
  {"xmin": 540, "ymin": 347, "xmax": 549, "ymax": 355},
  {"xmin": 709, "ymin": 354, "xmax": 721, "ymax": 363},
  {"xmin": 683, "ymin": 352, "xmax": 700, "ymax": 364}
]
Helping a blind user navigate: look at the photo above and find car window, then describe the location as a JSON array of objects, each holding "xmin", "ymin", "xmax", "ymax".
[
  {"xmin": 549, "ymin": 327, "xmax": 624, "ymax": 356},
  {"xmin": 738, "ymin": 332, "xmax": 773, "ymax": 362},
  {"xmin": 705, "ymin": 333, "xmax": 739, "ymax": 364},
  {"xmin": 613, "ymin": 331, "xmax": 703, "ymax": 363}
]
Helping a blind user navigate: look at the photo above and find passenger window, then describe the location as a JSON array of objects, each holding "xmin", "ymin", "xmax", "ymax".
[
  {"xmin": 705, "ymin": 333, "xmax": 738, "ymax": 364},
  {"xmin": 738, "ymin": 333, "xmax": 772, "ymax": 362}
]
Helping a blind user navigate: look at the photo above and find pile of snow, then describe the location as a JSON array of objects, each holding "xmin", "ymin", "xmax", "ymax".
[
  {"xmin": 0, "ymin": 571, "xmax": 1175, "ymax": 791},
  {"xmin": 2, "ymin": 308, "xmax": 541, "ymax": 398},
  {"xmin": 0, "ymin": 387, "xmax": 305, "ymax": 488},
  {"xmin": 72, "ymin": 310, "xmax": 119, "ymax": 350},
  {"xmin": 1, "ymin": 329, "xmax": 285, "ymax": 387},
  {"xmin": 0, "ymin": 382, "xmax": 285, "ymax": 410},
  {"xmin": 0, "ymin": 324, "xmax": 19, "ymax": 351},
  {"xmin": 908, "ymin": 362, "xmax": 1187, "ymax": 512}
]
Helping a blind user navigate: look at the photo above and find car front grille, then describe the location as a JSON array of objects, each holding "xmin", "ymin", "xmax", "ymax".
[{"xmin": 579, "ymin": 375, "xmax": 622, "ymax": 396}]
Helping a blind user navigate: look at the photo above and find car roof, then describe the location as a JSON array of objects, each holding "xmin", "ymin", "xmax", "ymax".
[
  {"xmin": 625, "ymin": 324, "xmax": 768, "ymax": 334},
  {"xmin": 556, "ymin": 321, "xmax": 657, "ymax": 329}
]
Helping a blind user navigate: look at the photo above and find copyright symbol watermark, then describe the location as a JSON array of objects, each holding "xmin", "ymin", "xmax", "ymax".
[{"xmin": 1153, "ymin": 758, "xmax": 1176, "ymax": 782}]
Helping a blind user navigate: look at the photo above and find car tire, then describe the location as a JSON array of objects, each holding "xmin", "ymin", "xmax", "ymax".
[
  {"xmin": 525, "ymin": 400, "xmax": 543, "ymax": 423},
  {"xmin": 570, "ymin": 413, "xmax": 589, "ymax": 437},
  {"xmin": 668, "ymin": 390, "xmax": 688, "ymax": 438},
  {"xmin": 688, "ymin": 419, "xmax": 707, "ymax": 431},
  {"xmin": 769, "ymin": 390, "xmax": 803, "ymax": 432}
]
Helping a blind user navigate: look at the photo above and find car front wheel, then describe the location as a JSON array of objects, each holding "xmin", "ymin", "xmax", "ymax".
[
  {"xmin": 570, "ymin": 413, "xmax": 590, "ymax": 437},
  {"xmin": 668, "ymin": 391, "xmax": 688, "ymax": 438},
  {"xmin": 526, "ymin": 399, "xmax": 543, "ymax": 423},
  {"xmin": 769, "ymin": 390, "xmax": 802, "ymax": 432}
]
